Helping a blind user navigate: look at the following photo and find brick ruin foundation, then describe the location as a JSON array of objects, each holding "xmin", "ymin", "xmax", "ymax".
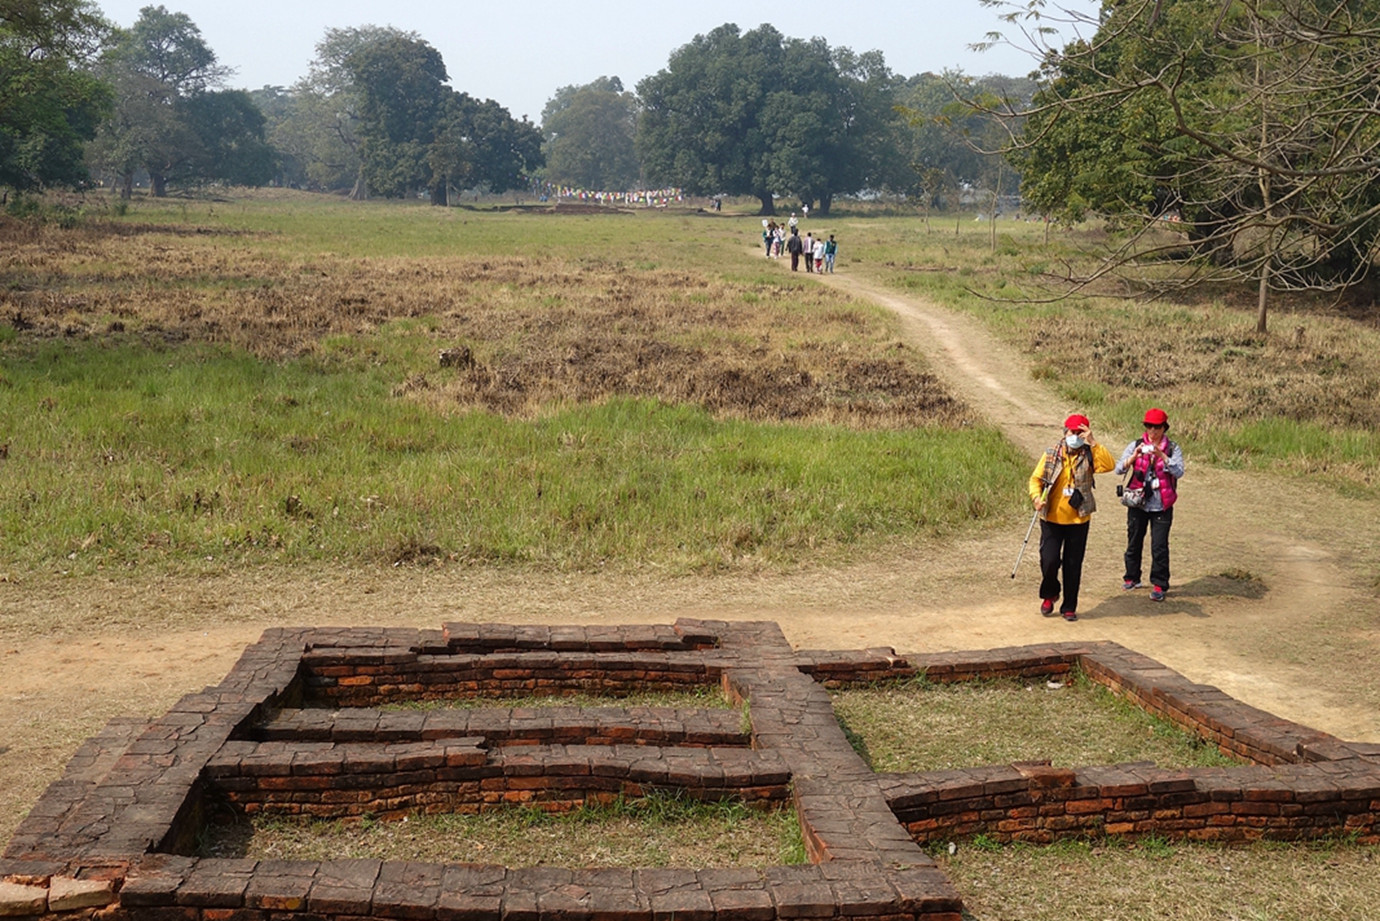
[{"xmin": 3, "ymin": 619, "xmax": 1378, "ymax": 920}]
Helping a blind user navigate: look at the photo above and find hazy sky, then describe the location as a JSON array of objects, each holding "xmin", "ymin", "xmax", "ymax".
[{"xmin": 94, "ymin": 1, "xmax": 1097, "ymax": 123}]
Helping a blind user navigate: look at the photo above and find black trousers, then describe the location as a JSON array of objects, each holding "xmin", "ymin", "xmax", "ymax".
[
  {"xmin": 1039, "ymin": 519, "xmax": 1089, "ymax": 615},
  {"xmin": 1125, "ymin": 506, "xmax": 1174, "ymax": 589}
]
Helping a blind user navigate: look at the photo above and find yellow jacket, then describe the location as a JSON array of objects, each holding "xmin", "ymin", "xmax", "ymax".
[{"xmin": 1028, "ymin": 441, "xmax": 1116, "ymax": 524}]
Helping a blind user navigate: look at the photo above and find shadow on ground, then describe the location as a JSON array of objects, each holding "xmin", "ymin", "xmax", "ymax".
[{"xmin": 1082, "ymin": 573, "xmax": 1268, "ymax": 620}]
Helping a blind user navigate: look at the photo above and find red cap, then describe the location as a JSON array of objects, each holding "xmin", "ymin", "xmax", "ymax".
[
  {"xmin": 1143, "ymin": 408, "xmax": 1169, "ymax": 426},
  {"xmin": 1064, "ymin": 413, "xmax": 1090, "ymax": 431}
]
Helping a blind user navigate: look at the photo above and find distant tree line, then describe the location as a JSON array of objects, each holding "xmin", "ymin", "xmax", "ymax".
[{"xmin": 3, "ymin": 3, "xmax": 1033, "ymax": 211}]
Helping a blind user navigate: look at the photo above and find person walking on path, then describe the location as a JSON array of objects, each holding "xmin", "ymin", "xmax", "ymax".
[
  {"xmin": 813, "ymin": 235, "xmax": 827, "ymax": 273},
  {"xmin": 823, "ymin": 235, "xmax": 837, "ymax": 272},
  {"xmin": 786, "ymin": 229, "xmax": 804, "ymax": 271},
  {"xmin": 803, "ymin": 232, "xmax": 815, "ymax": 272},
  {"xmin": 1114, "ymin": 407, "xmax": 1185, "ymax": 602},
  {"xmin": 1028, "ymin": 413, "xmax": 1116, "ymax": 621}
]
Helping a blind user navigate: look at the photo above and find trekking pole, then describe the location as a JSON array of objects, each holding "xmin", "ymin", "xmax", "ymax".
[
  {"xmin": 1010, "ymin": 509, "xmax": 1039, "ymax": 578},
  {"xmin": 1011, "ymin": 484, "xmax": 1050, "ymax": 578}
]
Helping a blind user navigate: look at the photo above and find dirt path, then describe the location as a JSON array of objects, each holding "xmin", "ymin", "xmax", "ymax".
[{"xmin": 3, "ymin": 262, "xmax": 1379, "ymax": 845}]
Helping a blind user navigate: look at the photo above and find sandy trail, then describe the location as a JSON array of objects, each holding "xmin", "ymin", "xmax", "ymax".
[{"xmin": 3, "ymin": 261, "xmax": 1379, "ymax": 845}]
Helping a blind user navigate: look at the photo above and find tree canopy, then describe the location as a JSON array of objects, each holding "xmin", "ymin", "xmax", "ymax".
[
  {"xmin": 541, "ymin": 76, "xmax": 640, "ymax": 190},
  {"xmin": 86, "ymin": 4, "xmax": 275, "ymax": 196},
  {"xmin": 0, "ymin": 0, "xmax": 113, "ymax": 193},
  {"xmin": 636, "ymin": 23, "xmax": 904, "ymax": 215},
  {"xmin": 1005, "ymin": 0, "xmax": 1380, "ymax": 328}
]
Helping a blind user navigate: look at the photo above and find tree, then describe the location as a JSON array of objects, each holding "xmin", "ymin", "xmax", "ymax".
[
  {"xmin": 89, "ymin": 4, "xmax": 230, "ymax": 196},
  {"xmin": 429, "ymin": 92, "xmax": 543, "ymax": 204},
  {"xmin": 540, "ymin": 76, "xmax": 640, "ymax": 190},
  {"xmin": 344, "ymin": 33, "xmax": 449, "ymax": 200},
  {"xmin": 0, "ymin": 0, "xmax": 113, "ymax": 194},
  {"xmin": 638, "ymin": 24, "xmax": 904, "ymax": 215},
  {"xmin": 896, "ymin": 71, "xmax": 1035, "ymax": 212},
  {"xmin": 810, "ymin": 46, "xmax": 907, "ymax": 213},
  {"xmin": 262, "ymin": 26, "xmax": 419, "ymax": 197},
  {"xmin": 637, "ymin": 24, "xmax": 781, "ymax": 213},
  {"xmin": 179, "ymin": 88, "xmax": 275, "ymax": 186},
  {"xmin": 1000, "ymin": 0, "xmax": 1380, "ymax": 330}
]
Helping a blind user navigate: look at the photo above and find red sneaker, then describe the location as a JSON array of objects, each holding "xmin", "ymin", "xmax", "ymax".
[
  {"xmin": 1040, "ymin": 599, "xmax": 1055, "ymax": 616},
  {"xmin": 1062, "ymin": 611, "xmax": 1078, "ymax": 622}
]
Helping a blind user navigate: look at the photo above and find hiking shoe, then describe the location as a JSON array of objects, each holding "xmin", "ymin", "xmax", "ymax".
[
  {"xmin": 1123, "ymin": 579, "xmax": 1142, "ymax": 591},
  {"xmin": 1062, "ymin": 610, "xmax": 1078, "ymax": 622},
  {"xmin": 1150, "ymin": 586, "xmax": 1166, "ymax": 602},
  {"xmin": 1040, "ymin": 599, "xmax": 1055, "ymax": 616}
]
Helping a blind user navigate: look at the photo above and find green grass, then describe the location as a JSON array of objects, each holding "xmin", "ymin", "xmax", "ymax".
[
  {"xmin": 0, "ymin": 338, "xmax": 1023, "ymax": 574},
  {"xmin": 832, "ymin": 671, "xmax": 1239, "ymax": 772},
  {"xmin": 110, "ymin": 193, "xmax": 751, "ymax": 264},
  {"xmin": 835, "ymin": 212, "xmax": 1380, "ymax": 494}
]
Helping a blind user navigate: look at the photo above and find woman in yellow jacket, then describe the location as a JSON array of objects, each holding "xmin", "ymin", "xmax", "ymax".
[{"xmin": 1028, "ymin": 414, "xmax": 1116, "ymax": 621}]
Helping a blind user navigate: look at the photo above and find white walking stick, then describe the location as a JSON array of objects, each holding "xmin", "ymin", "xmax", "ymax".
[
  {"xmin": 1011, "ymin": 484, "xmax": 1050, "ymax": 578},
  {"xmin": 1011, "ymin": 509, "xmax": 1039, "ymax": 578}
]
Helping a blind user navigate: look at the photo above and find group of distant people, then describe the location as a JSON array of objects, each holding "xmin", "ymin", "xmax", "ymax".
[{"xmin": 762, "ymin": 211, "xmax": 837, "ymax": 273}]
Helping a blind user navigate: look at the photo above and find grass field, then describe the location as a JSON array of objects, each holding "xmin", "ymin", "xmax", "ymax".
[
  {"xmin": 4, "ymin": 190, "xmax": 1379, "ymax": 919},
  {"xmin": 10, "ymin": 194, "xmax": 1379, "ymax": 579},
  {"xmin": 836, "ymin": 214, "xmax": 1380, "ymax": 495},
  {"xmin": 0, "ymin": 195, "xmax": 1030, "ymax": 575}
]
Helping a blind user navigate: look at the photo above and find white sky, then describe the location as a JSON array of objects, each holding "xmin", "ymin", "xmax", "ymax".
[{"xmin": 93, "ymin": 1, "xmax": 1098, "ymax": 123}]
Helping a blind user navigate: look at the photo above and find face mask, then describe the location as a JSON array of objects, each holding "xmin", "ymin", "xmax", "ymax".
[{"xmin": 1065, "ymin": 434, "xmax": 1085, "ymax": 449}]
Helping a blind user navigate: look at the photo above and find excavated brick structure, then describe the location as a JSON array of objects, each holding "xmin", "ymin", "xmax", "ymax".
[{"xmin": 3, "ymin": 619, "xmax": 1378, "ymax": 920}]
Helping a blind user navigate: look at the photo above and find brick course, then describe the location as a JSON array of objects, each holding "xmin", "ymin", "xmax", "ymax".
[{"xmin": 3, "ymin": 624, "xmax": 1375, "ymax": 921}]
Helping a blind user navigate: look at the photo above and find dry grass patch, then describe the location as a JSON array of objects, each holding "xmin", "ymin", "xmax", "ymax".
[
  {"xmin": 1028, "ymin": 303, "xmax": 1380, "ymax": 429},
  {"xmin": 940, "ymin": 837, "xmax": 1380, "ymax": 921},
  {"xmin": 199, "ymin": 795, "xmax": 803, "ymax": 869},
  {"xmin": 0, "ymin": 218, "xmax": 964, "ymax": 429},
  {"xmin": 831, "ymin": 673, "xmax": 1238, "ymax": 772}
]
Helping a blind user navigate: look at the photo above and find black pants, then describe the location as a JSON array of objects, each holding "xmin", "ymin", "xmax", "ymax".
[
  {"xmin": 1039, "ymin": 519, "xmax": 1089, "ymax": 615},
  {"xmin": 1125, "ymin": 506, "xmax": 1173, "ymax": 589}
]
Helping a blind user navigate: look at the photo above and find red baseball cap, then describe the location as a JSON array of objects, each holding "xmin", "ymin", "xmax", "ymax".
[
  {"xmin": 1064, "ymin": 414, "xmax": 1090, "ymax": 431},
  {"xmin": 1143, "ymin": 408, "xmax": 1169, "ymax": 426}
]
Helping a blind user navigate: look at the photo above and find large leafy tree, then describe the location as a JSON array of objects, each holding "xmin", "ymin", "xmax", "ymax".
[
  {"xmin": 88, "ymin": 4, "xmax": 233, "ymax": 196},
  {"xmin": 0, "ymin": 0, "xmax": 113, "ymax": 193},
  {"xmin": 1006, "ymin": 0, "xmax": 1380, "ymax": 329},
  {"xmin": 344, "ymin": 33, "xmax": 448, "ymax": 200},
  {"xmin": 342, "ymin": 33, "xmax": 541, "ymax": 204},
  {"xmin": 636, "ymin": 23, "xmax": 902, "ymax": 215},
  {"xmin": 178, "ymin": 88, "xmax": 275, "ymax": 187},
  {"xmin": 429, "ymin": 92, "xmax": 542, "ymax": 203},
  {"xmin": 263, "ymin": 26, "xmax": 418, "ymax": 197},
  {"xmin": 540, "ymin": 76, "xmax": 640, "ymax": 190}
]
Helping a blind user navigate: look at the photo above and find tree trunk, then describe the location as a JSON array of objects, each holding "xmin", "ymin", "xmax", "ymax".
[
  {"xmin": 430, "ymin": 182, "xmax": 447, "ymax": 206},
  {"xmin": 757, "ymin": 193, "xmax": 776, "ymax": 216},
  {"xmin": 818, "ymin": 192, "xmax": 832, "ymax": 216},
  {"xmin": 350, "ymin": 168, "xmax": 369, "ymax": 201},
  {"xmin": 150, "ymin": 171, "xmax": 167, "ymax": 198},
  {"xmin": 120, "ymin": 173, "xmax": 134, "ymax": 200}
]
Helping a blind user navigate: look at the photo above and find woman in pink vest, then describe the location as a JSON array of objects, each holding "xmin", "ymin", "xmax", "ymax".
[{"xmin": 1114, "ymin": 408, "xmax": 1186, "ymax": 601}]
